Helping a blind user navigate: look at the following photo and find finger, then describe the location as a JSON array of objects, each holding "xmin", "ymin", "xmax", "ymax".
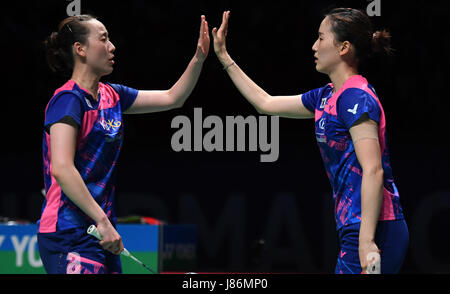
[
  {"xmin": 204, "ymin": 20, "xmax": 209, "ymax": 37},
  {"xmin": 113, "ymin": 246, "xmax": 121, "ymax": 255},
  {"xmin": 200, "ymin": 15, "xmax": 205, "ymax": 35},
  {"xmin": 211, "ymin": 27, "xmax": 218, "ymax": 38},
  {"xmin": 100, "ymin": 241, "xmax": 112, "ymax": 251},
  {"xmin": 224, "ymin": 11, "xmax": 230, "ymax": 35},
  {"xmin": 218, "ymin": 11, "xmax": 227, "ymax": 32},
  {"xmin": 222, "ymin": 11, "xmax": 227, "ymax": 25},
  {"xmin": 109, "ymin": 241, "xmax": 120, "ymax": 255}
]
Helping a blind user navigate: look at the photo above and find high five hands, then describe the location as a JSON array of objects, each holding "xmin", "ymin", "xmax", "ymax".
[{"xmin": 194, "ymin": 11, "xmax": 231, "ymax": 65}]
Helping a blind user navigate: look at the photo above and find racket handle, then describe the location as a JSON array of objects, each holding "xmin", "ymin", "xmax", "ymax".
[
  {"xmin": 366, "ymin": 252, "xmax": 381, "ymax": 274},
  {"xmin": 87, "ymin": 224, "xmax": 102, "ymax": 240},
  {"xmin": 87, "ymin": 224, "xmax": 130, "ymax": 257}
]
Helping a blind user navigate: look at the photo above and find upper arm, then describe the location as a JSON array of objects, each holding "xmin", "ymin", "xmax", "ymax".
[
  {"xmin": 49, "ymin": 120, "xmax": 78, "ymax": 174},
  {"xmin": 44, "ymin": 92, "xmax": 83, "ymax": 134},
  {"xmin": 124, "ymin": 90, "xmax": 175, "ymax": 114},
  {"xmin": 337, "ymin": 88, "xmax": 381, "ymax": 129},
  {"xmin": 260, "ymin": 94, "xmax": 315, "ymax": 119},
  {"xmin": 350, "ymin": 116, "xmax": 382, "ymax": 173},
  {"xmin": 107, "ymin": 83, "xmax": 139, "ymax": 114}
]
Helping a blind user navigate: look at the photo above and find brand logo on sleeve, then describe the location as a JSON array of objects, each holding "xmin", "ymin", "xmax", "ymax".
[{"xmin": 347, "ymin": 103, "xmax": 359, "ymax": 115}]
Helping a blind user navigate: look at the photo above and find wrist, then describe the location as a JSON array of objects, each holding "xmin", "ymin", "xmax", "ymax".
[
  {"xmin": 192, "ymin": 54, "xmax": 205, "ymax": 65},
  {"xmin": 95, "ymin": 214, "xmax": 110, "ymax": 227},
  {"xmin": 217, "ymin": 52, "xmax": 232, "ymax": 65},
  {"xmin": 359, "ymin": 232, "xmax": 375, "ymax": 243}
]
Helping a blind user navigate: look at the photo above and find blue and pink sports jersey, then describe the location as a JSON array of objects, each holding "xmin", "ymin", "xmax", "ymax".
[
  {"xmin": 38, "ymin": 80, "xmax": 138, "ymax": 233},
  {"xmin": 301, "ymin": 75, "xmax": 404, "ymax": 229}
]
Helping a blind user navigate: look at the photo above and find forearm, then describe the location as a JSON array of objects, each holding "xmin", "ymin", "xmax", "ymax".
[
  {"xmin": 52, "ymin": 165, "xmax": 108, "ymax": 225},
  {"xmin": 217, "ymin": 53, "xmax": 271, "ymax": 113},
  {"xmin": 168, "ymin": 55, "xmax": 204, "ymax": 107},
  {"xmin": 359, "ymin": 169, "xmax": 384, "ymax": 242}
]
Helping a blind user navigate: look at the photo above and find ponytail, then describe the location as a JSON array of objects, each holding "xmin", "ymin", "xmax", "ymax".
[{"xmin": 372, "ymin": 29, "xmax": 394, "ymax": 56}]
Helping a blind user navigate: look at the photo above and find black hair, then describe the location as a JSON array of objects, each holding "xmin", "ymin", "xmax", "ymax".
[
  {"xmin": 44, "ymin": 14, "xmax": 97, "ymax": 77},
  {"xmin": 324, "ymin": 8, "xmax": 393, "ymax": 66}
]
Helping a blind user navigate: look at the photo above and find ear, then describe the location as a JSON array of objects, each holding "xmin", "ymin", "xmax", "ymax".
[
  {"xmin": 339, "ymin": 40, "xmax": 351, "ymax": 56},
  {"xmin": 73, "ymin": 41, "xmax": 87, "ymax": 58}
]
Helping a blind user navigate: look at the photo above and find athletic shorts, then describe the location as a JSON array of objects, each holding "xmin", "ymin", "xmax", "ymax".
[
  {"xmin": 37, "ymin": 227, "xmax": 122, "ymax": 274},
  {"xmin": 335, "ymin": 219, "xmax": 409, "ymax": 274}
]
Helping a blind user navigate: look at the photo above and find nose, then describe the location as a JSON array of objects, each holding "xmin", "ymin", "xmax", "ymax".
[
  {"xmin": 109, "ymin": 40, "xmax": 116, "ymax": 53},
  {"xmin": 312, "ymin": 39, "xmax": 318, "ymax": 53}
]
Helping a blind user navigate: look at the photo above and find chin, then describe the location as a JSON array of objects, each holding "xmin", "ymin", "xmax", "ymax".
[
  {"xmin": 315, "ymin": 65, "xmax": 329, "ymax": 75},
  {"xmin": 315, "ymin": 64, "xmax": 324, "ymax": 73},
  {"xmin": 101, "ymin": 67, "xmax": 114, "ymax": 77}
]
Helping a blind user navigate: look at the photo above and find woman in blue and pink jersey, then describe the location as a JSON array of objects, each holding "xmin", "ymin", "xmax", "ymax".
[
  {"xmin": 38, "ymin": 14, "xmax": 210, "ymax": 274},
  {"xmin": 212, "ymin": 9, "xmax": 408, "ymax": 274}
]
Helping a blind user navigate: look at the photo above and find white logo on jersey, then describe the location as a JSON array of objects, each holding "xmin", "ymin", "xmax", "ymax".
[
  {"xmin": 347, "ymin": 103, "xmax": 359, "ymax": 115},
  {"xmin": 320, "ymin": 98, "xmax": 327, "ymax": 109},
  {"xmin": 85, "ymin": 98, "xmax": 93, "ymax": 108}
]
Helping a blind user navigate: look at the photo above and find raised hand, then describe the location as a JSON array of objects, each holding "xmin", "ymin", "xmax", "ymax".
[
  {"xmin": 212, "ymin": 11, "xmax": 231, "ymax": 61},
  {"xmin": 195, "ymin": 15, "xmax": 210, "ymax": 62}
]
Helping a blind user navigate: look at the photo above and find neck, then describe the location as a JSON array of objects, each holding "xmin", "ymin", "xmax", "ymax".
[
  {"xmin": 71, "ymin": 64, "xmax": 101, "ymax": 100},
  {"xmin": 329, "ymin": 63, "xmax": 359, "ymax": 94}
]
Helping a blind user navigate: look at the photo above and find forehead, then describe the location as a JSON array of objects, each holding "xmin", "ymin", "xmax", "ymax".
[
  {"xmin": 318, "ymin": 16, "xmax": 332, "ymax": 34},
  {"xmin": 86, "ymin": 19, "xmax": 108, "ymax": 35}
]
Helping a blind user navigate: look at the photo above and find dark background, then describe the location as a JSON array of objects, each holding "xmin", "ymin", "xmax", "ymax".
[{"xmin": 1, "ymin": 0, "xmax": 449, "ymax": 273}]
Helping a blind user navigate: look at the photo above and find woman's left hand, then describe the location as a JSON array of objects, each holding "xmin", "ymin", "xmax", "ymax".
[
  {"xmin": 195, "ymin": 15, "xmax": 210, "ymax": 62},
  {"xmin": 359, "ymin": 239, "xmax": 380, "ymax": 273}
]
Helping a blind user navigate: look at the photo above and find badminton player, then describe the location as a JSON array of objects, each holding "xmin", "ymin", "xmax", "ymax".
[
  {"xmin": 37, "ymin": 14, "xmax": 210, "ymax": 274},
  {"xmin": 212, "ymin": 9, "xmax": 409, "ymax": 274}
]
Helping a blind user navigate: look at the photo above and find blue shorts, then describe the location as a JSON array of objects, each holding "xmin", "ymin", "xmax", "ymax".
[
  {"xmin": 37, "ymin": 227, "xmax": 122, "ymax": 274},
  {"xmin": 335, "ymin": 219, "xmax": 409, "ymax": 274}
]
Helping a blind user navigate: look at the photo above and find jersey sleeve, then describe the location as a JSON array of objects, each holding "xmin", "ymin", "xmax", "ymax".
[
  {"xmin": 301, "ymin": 87, "xmax": 324, "ymax": 113},
  {"xmin": 108, "ymin": 83, "xmax": 139, "ymax": 112},
  {"xmin": 337, "ymin": 88, "xmax": 381, "ymax": 129},
  {"xmin": 44, "ymin": 92, "xmax": 84, "ymax": 134}
]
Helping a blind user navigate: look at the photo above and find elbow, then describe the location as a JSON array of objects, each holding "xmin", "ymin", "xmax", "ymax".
[
  {"xmin": 364, "ymin": 165, "xmax": 384, "ymax": 181},
  {"xmin": 255, "ymin": 94, "xmax": 272, "ymax": 115},
  {"xmin": 50, "ymin": 162, "xmax": 73, "ymax": 180},
  {"xmin": 255, "ymin": 106, "xmax": 265, "ymax": 115},
  {"xmin": 166, "ymin": 90, "xmax": 185, "ymax": 110},
  {"xmin": 172, "ymin": 99, "xmax": 185, "ymax": 109}
]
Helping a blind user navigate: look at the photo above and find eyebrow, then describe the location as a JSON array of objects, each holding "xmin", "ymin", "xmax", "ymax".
[
  {"xmin": 318, "ymin": 32, "xmax": 324, "ymax": 36},
  {"xmin": 99, "ymin": 31, "xmax": 109, "ymax": 37}
]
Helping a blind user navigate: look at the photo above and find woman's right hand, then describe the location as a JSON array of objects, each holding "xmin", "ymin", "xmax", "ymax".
[
  {"xmin": 212, "ymin": 11, "xmax": 231, "ymax": 63},
  {"xmin": 96, "ymin": 218, "xmax": 124, "ymax": 255}
]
